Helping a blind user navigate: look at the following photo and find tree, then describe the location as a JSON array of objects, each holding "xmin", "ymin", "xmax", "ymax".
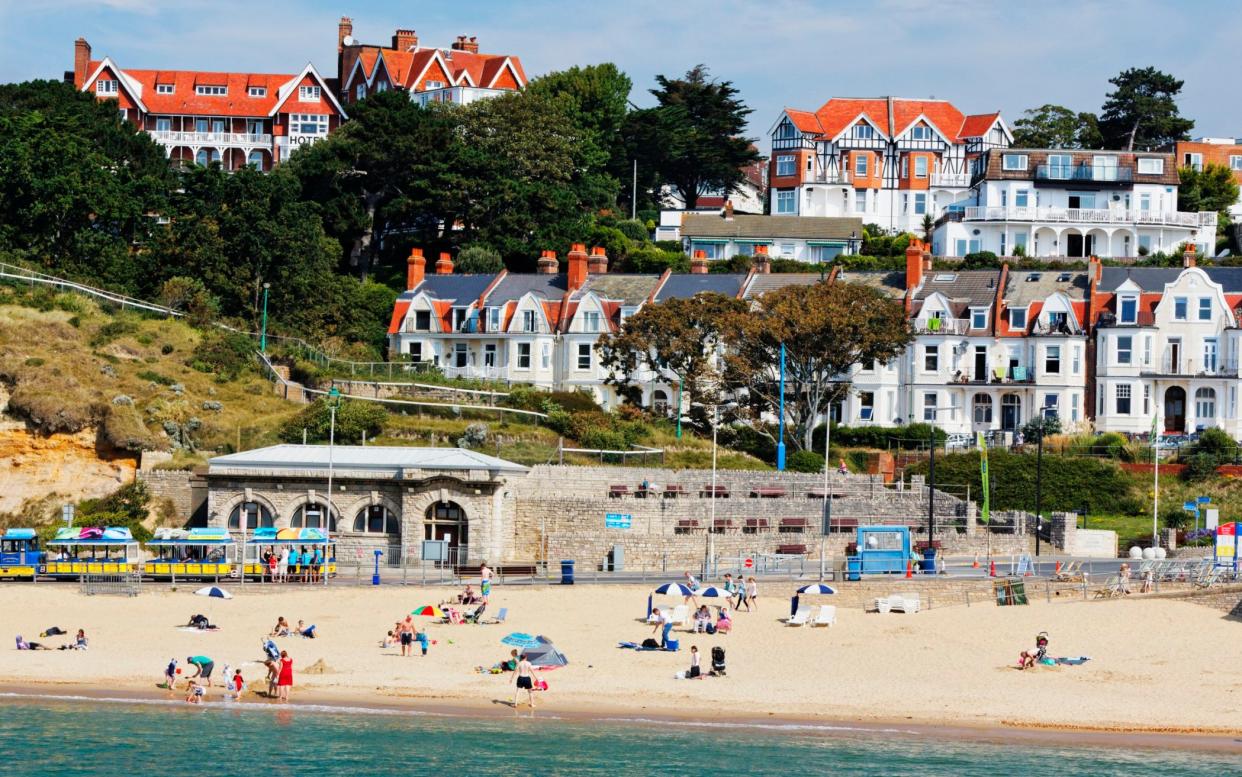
[
  {"xmin": 158, "ymin": 276, "xmax": 218, "ymax": 326},
  {"xmin": 597, "ymin": 292, "xmax": 748, "ymax": 417},
  {"xmin": 525, "ymin": 63, "xmax": 633, "ymax": 181},
  {"xmin": 723, "ymin": 282, "xmax": 912, "ymax": 451},
  {"xmin": 920, "ymin": 214, "xmax": 934, "ymax": 244},
  {"xmin": 454, "ymin": 245, "xmax": 504, "ymax": 274},
  {"xmin": 1098, "ymin": 67, "xmax": 1194, "ymax": 151},
  {"xmin": 627, "ymin": 65, "xmax": 760, "ymax": 209},
  {"xmin": 280, "ymin": 397, "xmax": 387, "ymax": 444},
  {"xmin": 1178, "ymin": 163, "xmax": 1240, "ymax": 216},
  {"xmin": 1011, "ymin": 104, "xmax": 1103, "ymax": 148}
]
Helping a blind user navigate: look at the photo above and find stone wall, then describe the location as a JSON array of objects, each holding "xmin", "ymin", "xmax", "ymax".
[{"xmin": 138, "ymin": 468, "xmax": 207, "ymax": 525}]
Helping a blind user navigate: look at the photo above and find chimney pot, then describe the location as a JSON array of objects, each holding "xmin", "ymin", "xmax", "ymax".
[
  {"xmin": 435, "ymin": 251, "xmax": 454, "ymax": 275},
  {"xmin": 1184, "ymin": 243, "xmax": 1197, "ymax": 268},
  {"xmin": 691, "ymin": 250, "xmax": 709, "ymax": 274},
  {"xmin": 392, "ymin": 28, "xmax": 418, "ymax": 51},
  {"xmin": 406, "ymin": 247, "xmax": 426, "ymax": 290},
  {"xmin": 537, "ymin": 251, "xmax": 559, "ymax": 274},
  {"xmin": 568, "ymin": 243, "xmax": 589, "ymax": 290},
  {"xmin": 588, "ymin": 246, "xmax": 609, "ymax": 274}
]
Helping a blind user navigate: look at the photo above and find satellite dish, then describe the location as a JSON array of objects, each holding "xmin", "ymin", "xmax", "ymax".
[{"xmin": 342, "ymin": 35, "xmax": 357, "ymax": 46}]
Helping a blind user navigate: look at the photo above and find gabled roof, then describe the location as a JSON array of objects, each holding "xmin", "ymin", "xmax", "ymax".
[
  {"xmin": 398, "ymin": 274, "xmax": 497, "ymax": 303},
  {"xmin": 743, "ymin": 273, "xmax": 825, "ymax": 299},
  {"xmin": 488, "ymin": 273, "xmax": 568, "ymax": 304},
  {"xmin": 782, "ymin": 108, "xmax": 824, "ymax": 134},
  {"xmin": 654, "ymin": 274, "xmax": 747, "ymax": 302},
  {"xmin": 1099, "ymin": 266, "xmax": 1242, "ymax": 293},
  {"xmin": 778, "ymin": 97, "xmax": 1002, "ymax": 145},
  {"xmin": 960, "ymin": 112, "xmax": 1002, "ymax": 138},
  {"xmin": 574, "ymin": 274, "xmax": 663, "ymax": 305}
]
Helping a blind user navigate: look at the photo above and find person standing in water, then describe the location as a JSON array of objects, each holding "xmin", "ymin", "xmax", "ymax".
[
  {"xmin": 513, "ymin": 652, "xmax": 536, "ymax": 710},
  {"xmin": 277, "ymin": 650, "xmax": 293, "ymax": 703}
]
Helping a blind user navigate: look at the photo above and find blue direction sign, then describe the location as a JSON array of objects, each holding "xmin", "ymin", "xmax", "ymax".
[{"xmin": 605, "ymin": 513, "xmax": 632, "ymax": 529}]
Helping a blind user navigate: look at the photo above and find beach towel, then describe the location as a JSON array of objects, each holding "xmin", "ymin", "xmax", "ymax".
[
  {"xmin": 618, "ymin": 641, "xmax": 678, "ymax": 652},
  {"xmin": 1048, "ymin": 656, "xmax": 1091, "ymax": 666}
]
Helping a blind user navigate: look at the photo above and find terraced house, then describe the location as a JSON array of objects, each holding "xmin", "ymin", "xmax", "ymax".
[
  {"xmin": 767, "ymin": 96, "xmax": 1011, "ymax": 232},
  {"xmin": 69, "ymin": 38, "xmax": 345, "ymax": 171}
]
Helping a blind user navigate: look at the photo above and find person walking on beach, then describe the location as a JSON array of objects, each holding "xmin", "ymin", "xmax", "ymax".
[
  {"xmin": 277, "ymin": 650, "xmax": 293, "ymax": 703},
  {"xmin": 231, "ymin": 669, "xmax": 245, "ymax": 701},
  {"xmin": 744, "ymin": 577, "xmax": 758, "ymax": 612},
  {"xmin": 684, "ymin": 571, "xmax": 700, "ymax": 607},
  {"xmin": 732, "ymin": 575, "xmax": 747, "ymax": 610},
  {"xmin": 480, "ymin": 562, "xmax": 492, "ymax": 603},
  {"xmin": 513, "ymin": 652, "xmax": 536, "ymax": 710},
  {"xmin": 186, "ymin": 655, "xmax": 215, "ymax": 688}
]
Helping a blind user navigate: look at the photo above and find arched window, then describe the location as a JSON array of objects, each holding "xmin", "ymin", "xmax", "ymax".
[
  {"xmin": 652, "ymin": 390, "xmax": 669, "ymax": 416},
  {"xmin": 290, "ymin": 502, "xmax": 337, "ymax": 532},
  {"xmin": 228, "ymin": 502, "xmax": 274, "ymax": 530},
  {"xmin": 972, "ymin": 394, "xmax": 993, "ymax": 424},
  {"xmin": 1195, "ymin": 387, "xmax": 1216, "ymax": 420},
  {"xmin": 425, "ymin": 501, "xmax": 468, "ymax": 549},
  {"xmin": 195, "ymin": 148, "xmax": 220, "ymax": 167},
  {"xmin": 353, "ymin": 505, "xmax": 399, "ymax": 534},
  {"xmin": 247, "ymin": 150, "xmax": 264, "ymax": 170}
]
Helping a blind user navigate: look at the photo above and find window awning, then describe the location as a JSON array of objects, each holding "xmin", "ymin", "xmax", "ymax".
[
  {"xmin": 806, "ymin": 240, "xmax": 846, "ymax": 246},
  {"xmin": 690, "ymin": 238, "xmax": 729, "ymax": 244},
  {"xmin": 734, "ymin": 239, "xmax": 772, "ymax": 245}
]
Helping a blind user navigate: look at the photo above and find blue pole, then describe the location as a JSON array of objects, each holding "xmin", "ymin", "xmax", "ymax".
[
  {"xmin": 372, "ymin": 549, "xmax": 382, "ymax": 586},
  {"xmin": 260, "ymin": 283, "xmax": 270, "ymax": 353},
  {"xmin": 777, "ymin": 341, "xmax": 786, "ymax": 471}
]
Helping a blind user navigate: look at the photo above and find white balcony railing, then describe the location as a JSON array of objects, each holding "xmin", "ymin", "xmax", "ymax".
[
  {"xmin": 149, "ymin": 130, "xmax": 273, "ymax": 146},
  {"xmin": 930, "ymin": 172, "xmax": 970, "ymax": 187},
  {"xmin": 915, "ymin": 318, "xmax": 970, "ymax": 335},
  {"xmin": 962, "ymin": 206, "xmax": 1212, "ymax": 228},
  {"xmin": 811, "ymin": 170, "xmax": 851, "ymax": 184},
  {"xmin": 442, "ymin": 364, "xmax": 508, "ymax": 381}
]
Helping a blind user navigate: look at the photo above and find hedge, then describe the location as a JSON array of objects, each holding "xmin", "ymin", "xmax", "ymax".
[{"xmin": 814, "ymin": 423, "xmax": 947, "ymax": 451}]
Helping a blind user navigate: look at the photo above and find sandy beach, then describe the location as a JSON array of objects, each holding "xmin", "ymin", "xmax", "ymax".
[{"xmin": 2, "ymin": 581, "xmax": 1240, "ymax": 740}]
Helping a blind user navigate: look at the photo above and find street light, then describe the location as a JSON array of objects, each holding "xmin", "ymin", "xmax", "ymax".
[
  {"xmin": 324, "ymin": 386, "xmax": 341, "ymax": 587},
  {"xmin": 260, "ymin": 282, "xmax": 271, "ymax": 353},
  {"xmin": 1032, "ymin": 418, "xmax": 1047, "ymax": 556}
]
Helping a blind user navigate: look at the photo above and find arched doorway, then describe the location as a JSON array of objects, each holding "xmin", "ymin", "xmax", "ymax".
[
  {"xmin": 651, "ymin": 390, "xmax": 669, "ymax": 416},
  {"xmin": 425, "ymin": 501, "xmax": 468, "ymax": 561},
  {"xmin": 1000, "ymin": 393, "xmax": 1021, "ymax": 431},
  {"xmin": 1164, "ymin": 387, "xmax": 1186, "ymax": 432}
]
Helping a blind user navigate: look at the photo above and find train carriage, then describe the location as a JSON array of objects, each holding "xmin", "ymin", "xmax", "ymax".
[
  {"xmin": 243, "ymin": 527, "xmax": 338, "ymax": 579},
  {"xmin": 144, "ymin": 527, "xmax": 239, "ymax": 580},
  {"xmin": 0, "ymin": 529, "xmax": 44, "ymax": 579},
  {"xmin": 44, "ymin": 527, "xmax": 140, "ymax": 576}
]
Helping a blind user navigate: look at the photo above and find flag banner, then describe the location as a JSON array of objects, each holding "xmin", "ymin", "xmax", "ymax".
[{"xmin": 978, "ymin": 432, "xmax": 990, "ymax": 525}]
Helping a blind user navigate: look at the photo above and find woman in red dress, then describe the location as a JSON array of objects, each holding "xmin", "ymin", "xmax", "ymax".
[{"xmin": 277, "ymin": 650, "xmax": 293, "ymax": 702}]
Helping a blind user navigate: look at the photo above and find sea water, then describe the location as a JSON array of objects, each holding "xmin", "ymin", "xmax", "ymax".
[{"xmin": 0, "ymin": 696, "xmax": 1237, "ymax": 776}]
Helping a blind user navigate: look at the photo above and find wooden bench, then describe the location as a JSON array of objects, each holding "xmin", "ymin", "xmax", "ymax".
[
  {"xmin": 776, "ymin": 544, "xmax": 808, "ymax": 555},
  {"xmin": 742, "ymin": 518, "xmax": 770, "ymax": 534},
  {"xmin": 675, "ymin": 519, "xmax": 703, "ymax": 534},
  {"xmin": 635, "ymin": 483, "xmax": 658, "ymax": 498},
  {"xmin": 806, "ymin": 490, "xmax": 845, "ymax": 499},
  {"xmin": 750, "ymin": 486, "xmax": 788, "ymax": 498},
  {"xmin": 779, "ymin": 517, "xmax": 810, "ymax": 533},
  {"xmin": 663, "ymin": 484, "xmax": 688, "ymax": 498},
  {"xmin": 710, "ymin": 518, "xmax": 735, "ymax": 534},
  {"xmin": 700, "ymin": 485, "xmax": 730, "ymax": 498},
  {"xmin": 828, "ymin": 517, "xmax": 859, "ymax": 533},
  {"xmin": 608, "ymin": 484, "xmax": 629, "ymax": 498}
]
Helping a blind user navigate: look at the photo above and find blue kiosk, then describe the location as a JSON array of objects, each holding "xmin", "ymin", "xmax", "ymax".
[{"xmin": 845, "ymin": 526, "xmax": 912, "ymax": 580}]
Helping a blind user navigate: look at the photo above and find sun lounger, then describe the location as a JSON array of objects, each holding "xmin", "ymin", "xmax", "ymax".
[
  {"xmin": 1093, "ymin": 575, "xmax": 1122, "ymax": 599},
  {"xmin": 811, "ymin": 605, "xmax": 837, "ymax": 627},
  {"xmin": 1052, "ymin": 561, "xmax": 1082, "ymax": 582},
  {"xmin": 667, "ymin": 605, "xmax": 689, "ymax": 626},
  {"xmin": 786, "ymin": 607, "xmax": 810, "ymax": 626},
  {"xmin": 866, "ymin": 597, "xmax": 891, "ymax": 614},
  {"xmin": 890, "ymin": 593, "xmax": 920, "ymax": 613},
  {"xmin": 481, "ymin": 607, "xmax": 508, "ymax": 625}
]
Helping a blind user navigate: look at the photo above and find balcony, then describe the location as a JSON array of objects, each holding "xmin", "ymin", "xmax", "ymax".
[
  {"xmin": 962, "ymin": 206, "xmax": 1210, "ymax": 228},
  {"xmin": 930, "ymin": 172, "xmax": 970, "ymax": 187},
  {"xmin": 150, "ymin": 130, "xmax": 272, "ymax": 147},
  {"xmin": 443, "ymin": 364, "xmax": 508, "ymax": 381},
  {"xmin": 810, "ymin": 170, "xmax": 850, "ymax": 184},
  {"xmin": 1144, "ymin": 356, "xmax": 1239, "ymax": 378},
  {"xmin": 1034, "ymin": 164, "xmax": 1134, "ymax": 184},
  {"xmin": 915, "ymin": 318, "xmax": 970, "ymax": 335}
]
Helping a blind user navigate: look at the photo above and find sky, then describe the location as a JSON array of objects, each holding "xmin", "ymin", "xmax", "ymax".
[{"xmin": 2, "ymin": 0, "xmax": 1239, "ymax": 149}]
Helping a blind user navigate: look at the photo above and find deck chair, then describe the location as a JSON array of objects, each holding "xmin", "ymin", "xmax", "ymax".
[
  {"xmin": 1093, "ymin": 575, "xmax": 1121, "ymax": 599},
  {"xmin": 866, "ymin": 597, "xmax": 891, "ymax": 614},
  {"xmin": 481, "ymin": 607, "xmax": 508, "ymax": 625},
  {"xmin": 668, "ymin": 605, "xmax": 689, "ymax": 626},
  {"xmin": 1053, "ymin": 561, "xmax": 1082, "ymax": 582},
  {"xmin": 811, "ymin": 605, "xmax": 837, "ymax": 627},
  {"xmin": 891, "ymin": 593, "xmax": 920, "ymax": 613},
  {"xmin": 786, "ymin": 607, "xmax": 810, "ymax": 626}
]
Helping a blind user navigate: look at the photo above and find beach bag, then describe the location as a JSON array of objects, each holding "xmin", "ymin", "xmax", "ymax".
[
  {"xmin": 641, "ymin": 638, "xmax": 660, "ymax": 649},
  {"xmin": 535, "ymin": 678, "xmax": 548, "ymax": 691},
  {"xmin": 705, "ymin": 623, "xmax": 716, "ymax": 635}
]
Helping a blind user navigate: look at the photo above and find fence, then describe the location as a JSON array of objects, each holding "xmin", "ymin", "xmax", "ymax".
[{"xmin": 79, "ymin": 572, "xmax": 142, "ymax": 596}]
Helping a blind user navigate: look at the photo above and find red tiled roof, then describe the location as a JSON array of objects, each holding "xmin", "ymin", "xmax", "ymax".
[
  {"xmin": 358, "ymin": 48, "xmax": 381, "ymax": 80},
  {"xmin": 793, "ymin": 98, "xmax": 989, "ymax": 144},
  {"xmin": 891, "ymin": 100, "xmax": 965, "ymax": 141},
  {"xmin": 784, "ymin": 108, "xmax": 823, "ymax": 134},
  {"xmin": 814, "ymin": 98, "xmax": 891, "ymax": 139},
  {"xmin": 959, "ymin": 112, "xmax": 1000, "ymax": 138},
  {"xmin": 387, "ymin": 301, "xmax": 411, "ymax": 334}
]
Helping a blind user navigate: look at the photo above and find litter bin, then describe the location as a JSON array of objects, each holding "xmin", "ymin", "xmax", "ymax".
[
  {"xmin": 846, "ymin": 556, "xmax": 861, "ymax": 582},
  {"xmin": 922, "ymin": 547, "xmax": 937, "ymax": 574},
  {"xmin": 560, "ymin": 559, "xmax": 575, "ymax": 585}
]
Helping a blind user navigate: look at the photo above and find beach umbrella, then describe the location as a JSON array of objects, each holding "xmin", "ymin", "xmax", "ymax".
[
  {"xmin": 693, "ymin": 586, "xmax": 728, "ymax": 598},
  {"xmin": 501, "ymin": 632, "xmax": 540, "ymax": 649},
  {"xmin": 797, "ymin": 584, "xmax": 837, "ymax": 595},
  {"xmin": 790, "ymin": 595, "xmax": 799, "ymax": 617},
  {"xmin": 194, "ymin": 586, "xmax": 232, "ymax": 599},
  {"xmin": 410, "ymin": 605, "xmax": 445, "ymax": 618},
  {"xmin": 652, "ymin": 582, "xmax": 694, "ymax": 596}
]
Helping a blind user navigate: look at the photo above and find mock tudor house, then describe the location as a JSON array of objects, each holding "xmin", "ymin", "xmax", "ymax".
[
  {"xmin": 336, "ymin": 18, "xmax": 526, "ymax": 107},
  {"xmin": 934, "ymin": 148, "xmax": 1217, "ymax": 258},
  {"xmin": 69, "ymin": 38, "xmax": 345, "ymax": 171},
  {"xmin": 767, "ymin": 97, "xmax": 1010, "ymax": 232}
]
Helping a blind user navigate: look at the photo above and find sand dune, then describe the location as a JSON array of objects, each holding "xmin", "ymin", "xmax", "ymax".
[{"xmin": 1, "ymin": 582, "xmax": 1238, "ymax": 732}]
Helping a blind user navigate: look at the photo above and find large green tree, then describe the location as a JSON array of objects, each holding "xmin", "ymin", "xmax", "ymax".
[
  {"xmin": 723, "ymin": 282, "xmax": 912, "ymax": 451},
  {"xmin": 1099, "ymin": 67, "xmax": 1194, "ymax": 151},
  {"xmin": 525, "ymin": 63, "xmax": 633, "ymax": 180},
  {"xmin": 627, "ymin": 65, "xmax": 760, "ymax": 209},
  {"xmin": 1179, "ymin": 163, "xmax": 1239, "ymax": 249},
  {"xmin": 1011, "ymin": 104, "xmax": 1103, "ymax": 149}
]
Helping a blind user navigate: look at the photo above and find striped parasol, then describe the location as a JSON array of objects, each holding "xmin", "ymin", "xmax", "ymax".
[{"xmin": 410, "ymin": 605, "xmax": 445, "ymax": 618}]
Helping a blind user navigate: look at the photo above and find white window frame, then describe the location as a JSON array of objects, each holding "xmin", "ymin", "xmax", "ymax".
[
  {"xmin": 1184, "ymin": 152, "xmax": 1203, "ymax": 170},
  {"xmin": 1117, "ymin": 335, "xmax": 1132, "ymax": 365},
  {"xmin": 1174, "ymin": 297, "xmax": 1188, "ymax": 321},
  {"xmin": 1116, "ymin": 384, "xmax": 1132, "ymax": 415},
  {"xmin": 1002, "ymin": 153, "xmax": 1027, "ymax": 171},
  {"xmin": 195, "ymin": 85, "xmax": 227, "ymax": 96},
  {"xmin": 775, "ymin": 155, "xmax": 796, "ymax": 177},
  {"xmin": 299, "ymin": 85, "xmax": 321, "ymax": 102},
  {"xmin": 576, "ymin": 343, "xmax": 592, "ymax": 370},
  {"xmin": 914, "ymin": 156, "xmax": 928, "ymax": 178},
  {"xmin": 1009, "ymin": 308, "xmax": 1027, "ymax": 330},
  {"xmin": 971, "ymin": 308, "xmax": 987, "ymax": 329},
  {"xmin": 1118, "ymin": 295, "xmax": 1138, "ymax": 324},
  {"xmin": 517, "ymin": 343, "xmax": 531, "ymax": 369},
  {"xmin": 859, "ymin": 392, "xmax": 874, "ymax": 421},
  {"xmin": 924, "ymin": 345, "xmax": 939, "ymax": 372},
  {"xmin": 775, "ymin": 189, "xmax": 797, "ymax": 214},
  {"xmin": 1137, "ymin": 157, "xmax": 1164, "ymax": 174},
  {"xmin": 583, "ymin": 311, "xmax": 601, "ymax": 332},
  {"xmin": 910, "ymin": 124, "xmax": 932, "ymax": 141},
  {"xmin": 1231, "ymin": 155, "xmax": 1242, "ymax": 171},
  {"xmin": 852, "ymin": 123, "xmax": 874, "ymax": 140},
  {"xmin": 96, "ymin": 79, "xmax": 118, "ymax": 95},
  {"xmin": 522, "ymin": 310, "xmax": 537, "ymax": 333},
  {"xmin": 155, "ymin": 117, "xmax": 171, "ymax": 132},
  {"xmin": 913, "ymin": 192, "xmax": 927, "ymax": 214},
  {"xmin": 923, "ymin": 392, "xmax": 937, "ymax": 422},
  {"xmin": 1045, "ymin": 345, "xmax": 1061, "ymax": 375},
  {"xmin": 1198, "ymin": 297, "xmax": 1212, "ymax": 321},
  {"xmin": 854, "ymin": 155, "xmax": 868, "ymax": 177},
  {"xmin": 156, "ymin": 84, "xmax": 174, "ymax": 95},
  {"xmin": 248, "ymin": 86, "xmax": 267, "ymax": 98}
]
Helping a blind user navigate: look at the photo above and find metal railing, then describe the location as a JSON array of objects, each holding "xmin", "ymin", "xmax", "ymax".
[
  {"xmin": 915, "ymin": 317, "xmax": 970, "ymax": 335},
  {"xmin": 1150, "ymin": 355, "xmax": 1239, "ymax": 377},
  {"xmin": 962, "ymin": 205, "xmax": 1211, "ymax": 227},
  {"xmin": 150, "ymin": 130, "xmax": 272, "ymax": 146},
  {"xmin": 80, "ymin": 572, "xmax": 142, "ymax": 596},
  {"xmin": 1035, "ymin": 164, "xmax": 1134, "ymax": 183},
  {"xmin": 930, "ymin": 172, "xmax": 970, "ymax": 187}
]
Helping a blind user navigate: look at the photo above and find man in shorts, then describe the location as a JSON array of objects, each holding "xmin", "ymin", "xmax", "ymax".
[
  {"xmin": 480, "ymin": 562, "xmax": 492, "ymax": 603},
  {"xmin": 513, "ymin": 652, "xmax": 535, "ymax": 709},
  {"xmin": 186, "ymin": 655, "xmax": 215, "ymax": 687}
]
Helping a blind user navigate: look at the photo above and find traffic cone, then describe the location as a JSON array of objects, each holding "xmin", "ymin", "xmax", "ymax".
[
  {"xmin": 972, "ymin": 554, "xmax": 980, "ymax": 569},
  {"xmin": 1055, "ymin": 560, "xmax": 1062, "ymax": 575},
  {"xmin": 989, "ymin": 560, "xmax": 997, "ymax": 577},
  {"xmin": 905, "ymin": 559, "xmax": 913, "ymax": 579}
]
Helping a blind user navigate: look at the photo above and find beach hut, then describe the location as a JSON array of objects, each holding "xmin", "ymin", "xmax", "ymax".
[
  {"xmin": 523, "ymin": 636, "xmax": 568, "ymax": 669},
  {"xmin": 45, "ymin": 527, "xmax": 139, "ymax": 576}
]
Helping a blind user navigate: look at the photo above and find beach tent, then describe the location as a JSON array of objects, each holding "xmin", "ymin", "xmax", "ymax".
[
  {"xmin": 523, "ymin": 636, "xmax": 568, "ymax": 669},
  {"xmin": 791, "ymin": 583, "xmax": 837, "ymax": 617},
  {"xmin": 646, "ymin": 582, "xmax": 695, "ymax": 618}
]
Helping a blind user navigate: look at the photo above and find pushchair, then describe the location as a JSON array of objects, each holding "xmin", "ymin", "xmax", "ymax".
[{"xmin": 710, "ymin": 646, "xmax": 726, "ymax": 676}]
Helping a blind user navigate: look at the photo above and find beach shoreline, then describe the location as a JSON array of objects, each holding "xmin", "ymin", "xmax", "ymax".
[
  {"xmin": 2, "ymin": 680, "xmax": 1241, "ymax": 754},
  {"xmin": 3, "ymin": 583, "xmax": 1240, "ymax": 754}
]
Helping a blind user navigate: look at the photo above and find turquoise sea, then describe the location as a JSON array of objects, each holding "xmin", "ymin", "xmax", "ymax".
[{"xmin": 0, "ymin": 696, "xmax": 1239, "ymax": 776}]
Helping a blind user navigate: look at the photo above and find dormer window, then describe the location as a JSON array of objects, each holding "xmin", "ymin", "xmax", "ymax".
[
  {"xmin": 96, "ymin": 79, "xmax": 118, "ymax": 95},
  {"xmin": 1137, "ymin": 157, "xmax": 1164, "ymax": 175},
  {"xmin": 583, "ymin": 311, "xmax": 602, "ymax": 332},
  {"xmin": 424, "ymin": 80, "xmax": 445, "ymax": 90},
  {"xmin": 1118, "ymin": 295, "xmax": 1137, "ymax": 324},
  {"xmin": 909, "ymin": 124, "xmax": 933, "ymax": 141},
  {"xmin": 196, "ymin": 85, "xmax": 227, "ymax": 96},
  {"xmin": 299, "ymin": 86, "xmax": 321, "ymax": 101},
  {"xmin": 1009, "ymin": 308, "xmax": 1027, "ymax": 330},
  {"xmin": 971, "ymin": 308, "xmax": 987, "ymax": 329},
  {"xmin": 156, "ymin": 84, "xmax": 174, "ymax": 94},
  {"xmin": 248, "ymin": 86, "xmax": 267, "ymax": 98},
  {"xmin": 522, "ymin": 310, "xmax": 537, "ymax": 333},
  {"xmin": 1002, "ymin": 153, "xmax": 1027, "ymax": 170},
  {"xmin": 487, "ymin": 307, "xmax": 501, "ymax": 332},
  {"xmin": 414, "ymin": 310, "xmax": 431, "ymax": 331}
]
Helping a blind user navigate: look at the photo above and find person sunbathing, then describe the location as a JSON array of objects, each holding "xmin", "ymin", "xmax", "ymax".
[
  {"xmin": 296, "ymin": 621, "xmax": 316, "ymax": 639},
  {"xmin": 16, "ymin": 636, "xmax": 51, "ymax": 650},
  {"xmin": 270, "ymin": 617, "xmax": 290, "ymax": 637},
  {"xmin": 186, "ymin": 614, "xmax": 218, "ymax": 631}
]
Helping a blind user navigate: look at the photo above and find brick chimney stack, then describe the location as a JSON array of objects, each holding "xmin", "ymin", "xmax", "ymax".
[
  {"xmin": 905, "ymin": 238, "xmax": 925, "ymax": 290},
  {"xmin": 588, "ymin": 246, "xmax": 609, "ymax": 274},
  {"xmin": 724, "ymin": 200, "xmax": 734, "ymax": 221},
  {"xmin": 435, "ymin": 251, "xmax": 454, "ymax": 275},
  {"xmin": 1184, "ymin": 243, "xmax": 1197, "ymax": 268},
  {"xmin": 691, "ymin": 250, "xmax": 709, "ymax": 274},
  {"xmin": 337, "ymin": 17, "xmax": 353, "ymax": 53},
  {"xmin": 753, "ymin": 244, "xmax": 771, "ymax": 274},
  {"xmin": 73, "ymin": 38, "xmax": 91, "ymax": 88},
  {"xmin": 406, "ymin": 247, "xmax": 426, "ymax": 290},
  {"xmin": 537, "ymin": 250, "xmax": 559, "ymax": 274},
  {"xmin": 393, "ymin": 29, "xmax": 418, "ymax": 51},
  {"xmin": 451, "ymin": 35, "xmax": 480, "ymax": 54},
  {"xmin": 567, "ymin": 243, "xmax": 589, "ymax": 290}
]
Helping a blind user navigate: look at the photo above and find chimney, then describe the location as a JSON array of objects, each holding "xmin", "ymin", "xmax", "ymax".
[
  {"xmin": 451, "ymin": 35, "xmax": 480, "ymax": 54},
  {"xmin": 435, "ymin": 251, "xmax": 454, "ymax": 275},
  {"xmin": 905, "ymin": 238, "xmax": 925, "ymax": 290},
  {"xmin": 406, "ymin": 247, "xmax": 426, "ymax": 290},
  {"xmin": 537, "ymin": 250, "xmax": 559, "ymax": 274},
  {"xmin": 73, "ymin": 37, "xmax": 91, "ymax": 88},
  {"xmin": 588, "ymin": 246, "xmax": 609, "ymax": 274},
  {"xmin": 724, "ymin": 200, "xmax": 734, "ymax": 221},
  {"xmin": 753, "ymin": 244, "xmax": 771, "ymax": 274},
  {"xmin": 1183, "ymin": 243, "xmax": 1197, "ymax": 268},
  {"xmin": 337, "ymin": 17, "xmax": 353, "ymax": 53},
  {"xmin": 392, "ymin": 28, "xmax": 418, "ymax": 51},
  {"xmin": 691, "ymin": 250, "xmax": 709, "ymax": 274},
  {"xmin": 567, "ymin": 243, "xmax": 589, "ymax": 290}
]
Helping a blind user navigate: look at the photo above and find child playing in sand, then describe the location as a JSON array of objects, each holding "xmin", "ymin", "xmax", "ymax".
[
  {"xmin": 231, "ymin": 669, "xmax": 245, "ymax": 701},
  {"xmin": 185, "ymin": 680, "xmax": 204, "ymax": 704},
  {"xmin": 1018, "ymin": 632, "xmax": 1050, "ymax": 670},
  {"xmin": 164, "ymin": 658, "xmax": 178, "ymax": 690}
]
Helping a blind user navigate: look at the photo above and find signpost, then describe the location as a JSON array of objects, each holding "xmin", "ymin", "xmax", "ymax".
[
  {"xmin": 1215, "ymin": 522, "xmax": 1237, "ymax": 571},
  {"xmin": 605, "ymin": 514, "xmax": 632, "ymax": 530}
]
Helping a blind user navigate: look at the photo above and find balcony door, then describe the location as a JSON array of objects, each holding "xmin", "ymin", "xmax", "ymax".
[
  {"xmin": 1001, "ymin": 393, "xmax": 1021, "ymax": 431},
  {"xmin": 974, "ymin": 346, "xmax": 988, "ymax": 381},
  {"xmin": 1064, "ymin": 233, "xmax": 1093, "ymax": 257}
]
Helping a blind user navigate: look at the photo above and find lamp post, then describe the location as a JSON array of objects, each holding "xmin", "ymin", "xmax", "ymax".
[
  {"xmin": 820, "ymin": 399, "xmax": 833, "ymax": 580},
  {"xmin": 675, "ymin": 375, "xmax": 684, "ymax": 439},
  {"xmin": 706, "ymin": 403, "xmax": 719, "ymax": 579},
  {"xmin": 324, "ymin": 386, "xmax": 340, "ymax": 587},
  {"xmin": 776, "ymin": 342, "xmax": 787, "ymax": 471},
  {"xmin": 260, "ymin": 282, "xmax": 271, "ymax": 353},
  {"xmin": 1034, "ymin": 419, "xmax": 1045, "ymax": 556}
]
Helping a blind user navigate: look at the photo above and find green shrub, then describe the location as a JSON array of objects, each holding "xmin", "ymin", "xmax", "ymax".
[
  {"xmin": 586, "ymin": 226, "xmax": 632, "ymax": 262},
  {"xmin": 505, "ymin": 387, "xmax": 599, "ymax": 414},
  {"xmin": 962, "ymin": 251, "xmax": 1000, "ymax": 269},
  {"xmin": 624, "ymin": 246, "xmax": 688, "ymax": 274},
  {"xmin": 615, "ymin": 219, "xmax": 650, "ymax": 243},
  {"xmin": 89, "ymin": 319, "xmax": 138, "ymax": 347},
  {"xmin": 158, "ymin": 277, "xmax": 219, "ymax": 326},
  {"xmin": 161, "ymin": 344, "xmax": 175, "ymax": 355},
  {"xmin": 64, "ymin": 481, "xmax": 153, "ymax": 543},
  {"xmin": 818, "ymin": 423, "xmax": 946, "ymax": 450},
  {"xmin": 279, "ymin": 398, "xmax": 387, "ymax": 444},
  {"xmin": 653, "ymin": 240, "xmax": 683, "ymax": 253},
  {"xmin": 22, "ymin": 357, "xmax": 44, "ymax": 367},
  {"xmin": 1184, "ymin": 451, "xmax": 1218, "ymax": 481},
  {"xmin": 455, "ymin": 244, "xmax": 504, "ymax": 274},
  {"xmin": 787, "ymin": 450, "xmax": 825, "ymax": 473},
  {"xmin": 136, "ymin": 369, "xmax": 175, "ymax": 386},
  {"xmin": 189, "ymin": 331, "xmax": 255, "ymax": 380}
]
